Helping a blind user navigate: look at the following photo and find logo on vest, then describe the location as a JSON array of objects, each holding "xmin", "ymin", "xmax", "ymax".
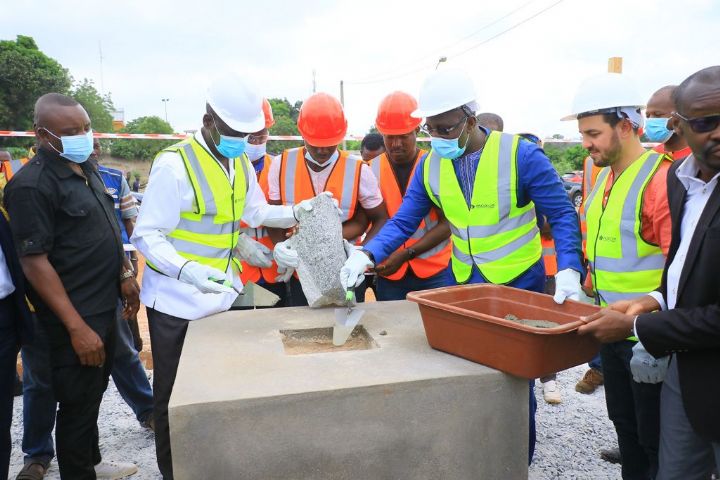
[
  {"xmin": 470, "ymin": 202, "xmax": 496, "ymax": 209},
  {"xmin": 106, "ymin": 187, "xmax": 117, "ymax": 195},
  {"xmin": 598, "ymin": 234, "xmax": 617, "ymax": 243}
]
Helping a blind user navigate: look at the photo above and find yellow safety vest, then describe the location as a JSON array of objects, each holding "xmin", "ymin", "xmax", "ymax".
[
  {"xmin": 147, "ymin": 137, "xmax": 249, "ymax": 274},
  {"xmin": 585, "ymin": 151, "xmax": 666, "ymax": 308},
  {"xmin": 423, "ymin": 131, "xmax": 542, "ymax": 284}
]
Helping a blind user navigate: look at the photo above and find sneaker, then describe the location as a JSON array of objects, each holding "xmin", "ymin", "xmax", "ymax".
[
  {"xmin": 94, "ymin": 461, "xmax": 138, "ymax": 479},
  {"xmin": 600, "ymin": 447, "xmax": 621, "ymax": 464},
  {"xmin": 575, "ymin": 368, "xmax": 604, "ymax": 394},
  {"xmin": 542, "ymin": 380, "xmax": 562, "ymax": 404}
]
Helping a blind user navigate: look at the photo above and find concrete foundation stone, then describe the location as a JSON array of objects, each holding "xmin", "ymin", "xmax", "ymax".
[{"xmin": 169, "ymin": 300, "xmax": 529, "ymax": 480}]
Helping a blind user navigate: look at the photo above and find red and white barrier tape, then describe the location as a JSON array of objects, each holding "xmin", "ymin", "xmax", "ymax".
[{"xmin": 0, "ymin": 131, "xmax": 381, "ymax": 141}]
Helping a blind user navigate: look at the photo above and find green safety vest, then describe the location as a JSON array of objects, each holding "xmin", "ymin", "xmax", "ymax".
[
  {"xmin": 584, "ymin": 151, "xmax": 666, "ymax": 312},
  {"xmin": 423, "ymin": 131, "xmax": 542, "ymax": 284},
  {"xmin": 147, "ymin": 137, "xmax": 249, "ymax": 275}
]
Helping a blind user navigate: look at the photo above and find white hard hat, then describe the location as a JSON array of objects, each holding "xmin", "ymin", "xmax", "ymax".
[
  {"xmin": 412, "ymin": 68, "xmax": 478, "ymax": 118},
  {"xmin": 206, "ymin": 73, "xmax": 265, "ymax": 133},
  {"xmin": 561, "ymin": 72, "xmax": 645, "ymax": 121}
]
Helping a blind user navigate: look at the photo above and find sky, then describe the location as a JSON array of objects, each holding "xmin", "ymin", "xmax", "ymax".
[{"xmin": 3, "ymin": 0, "xmax": 718, "ymax": 139}]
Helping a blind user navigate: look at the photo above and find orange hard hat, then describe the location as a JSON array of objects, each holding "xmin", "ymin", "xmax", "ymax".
[
  {"xmin": 297, "ymin": 93, "xmax": 347, "ymax": 147},
  {"xmin": 375, "ymin": 91, "xmax": 422, "ymax": 135},
  {"xmin": 263, "ymin": 99, "xmax": 275, "ymax": 129}
]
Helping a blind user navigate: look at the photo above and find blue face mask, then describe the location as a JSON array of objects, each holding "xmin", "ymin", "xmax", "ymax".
[
  {"xmin": 645, "ymin": 117, "xmax": 674, "ymax": 143},
  {"xmin": 44, "ymin": 128, "xmax": 94, "ymax": 163},
  {"xmin": 244, "ymin": 142, "xmax": 267, "ymax": 162},
  {"xmin": 212, "ymin": 119, "xmax": 248, "ymax": 158},
  {"xmin": 430, "ymin": 118, "xmax": 469, "ymax": 159}
]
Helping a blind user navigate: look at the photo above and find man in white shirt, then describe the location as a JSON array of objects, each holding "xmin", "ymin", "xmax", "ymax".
[
  {"xmin": 132, "ymin": 75, "xmax": 324, "ymax": 480},
  {"xmin": 579, "ymin": 65, "xmax": 720, "ymax": 479}
]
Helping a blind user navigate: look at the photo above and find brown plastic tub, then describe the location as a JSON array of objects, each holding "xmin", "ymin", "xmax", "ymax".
[{"xmin": 407, "ymin": 284, "xmax": 601, "ymax": 379}]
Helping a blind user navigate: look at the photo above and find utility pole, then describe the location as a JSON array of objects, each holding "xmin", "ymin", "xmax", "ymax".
[
  {"xmin": 340, "ymin": 80, "xmax": 346, "ymax": 150},
  {"xmin": 161, "ymin": 98, "xmax": 170, "ymax": 123},
  {"xmin": 98, "ymin": 41, "xmax": 105, "ymax": 94},
  {"xmin": 312, "ymin": 69, "xmax": 317, "ymax": 93},
  {"xmin": 607, "ymin": 57, "xmax": 622, "ymax": 73}
]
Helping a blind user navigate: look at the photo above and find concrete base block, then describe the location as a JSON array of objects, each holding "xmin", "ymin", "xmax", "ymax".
[{"xmin": 170, "ymin": 301, "xmax": 528, "ymax": 480}]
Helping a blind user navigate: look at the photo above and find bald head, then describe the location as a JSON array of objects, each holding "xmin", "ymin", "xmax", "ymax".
[
  {"xmin": 476, "ymin": 112, "xmax": 504, "ymax": 132},
  {"xmin": 673, "ymin": 66, "xmax": 720, "ymax": 114},
  {"xmin": 33, "ymin": 93, "xmax": 91, "ymax": 156},
  {"xmin": 0, "ymin": 151, "xmax": 11, "ymax": 162}
]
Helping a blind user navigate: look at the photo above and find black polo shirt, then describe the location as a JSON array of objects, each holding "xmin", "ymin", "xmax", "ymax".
[{"xmin": 4, "ymin": 147, "xmax": 124, "ymax": 320}]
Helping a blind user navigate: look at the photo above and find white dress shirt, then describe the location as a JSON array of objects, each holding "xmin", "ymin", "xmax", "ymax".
[
  {"xmin": 0, "ymin": 246, "xmax": 15, "ymax": 300},
  {"xmin": 131, "ymin": 132, "xmax": 297, "ymax": 320},
  {"xmin": 647, "ymin": 154, "xmax": 720, "ymax": 313}
]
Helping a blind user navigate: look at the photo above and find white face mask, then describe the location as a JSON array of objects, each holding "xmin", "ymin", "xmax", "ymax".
[
  {"xmin": 304, "ymin": 149, "xmax": 338, "ymax": 168},
  {"xmin": 244, "ymin": 142, "xmax": 267, "ymax": 162}
]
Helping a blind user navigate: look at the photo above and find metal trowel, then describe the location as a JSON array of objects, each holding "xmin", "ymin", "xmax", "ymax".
[{"xmin": 333, "ymin": 286, "xmax": 364, "ymax": 346}]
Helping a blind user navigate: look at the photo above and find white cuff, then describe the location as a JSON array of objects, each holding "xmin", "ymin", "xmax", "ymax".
[
  {"xmin": 633, "ymin": 315, "xmax": 640, "ymax": 341},
  {"xmin": 255, "ymin": 205, "xmax": 297, "ymax": 229},
  {"xmin": 647, "ymin": 291, "xmax": 667, "ymax": 311}
]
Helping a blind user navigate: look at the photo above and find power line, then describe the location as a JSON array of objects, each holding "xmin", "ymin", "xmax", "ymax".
[{"xmin": 346, "ymin": 0, "xmax": 564, "ymax": 86}]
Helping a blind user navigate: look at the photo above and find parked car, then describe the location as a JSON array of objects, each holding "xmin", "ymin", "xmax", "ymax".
[
  {"xmin": 563, "ymin": 180, "xmax": 582, "ymax": 208},
  {"xmin": 561, "ymin": 171, "xmax": 583, "ymax": 184}
]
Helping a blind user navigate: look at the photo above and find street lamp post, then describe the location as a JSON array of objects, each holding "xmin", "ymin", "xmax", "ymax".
[
  {"xmin": 161, "ymin": 98, "xmax": 170, "ymax": 123},
  {"xmin": 435, "ymin": 56, "xmax": 447, "ymax": 70}
]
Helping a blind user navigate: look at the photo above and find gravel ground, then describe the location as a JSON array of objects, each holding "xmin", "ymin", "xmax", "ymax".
[{"xmin": 8, "ymin": 365, "xmax": 620, "ymax": 479}]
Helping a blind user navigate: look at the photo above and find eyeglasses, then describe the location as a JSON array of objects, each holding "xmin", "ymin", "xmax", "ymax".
[
  {"xmin": 672, "ymin": 111, "xmax": 720, "ymax": 133},
  {"xmin": 421, "ymin": 117, "xmax": 468, "ymax": 137}
]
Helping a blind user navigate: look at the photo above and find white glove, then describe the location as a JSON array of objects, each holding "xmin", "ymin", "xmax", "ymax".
[
  {"xmin": 340, "ymin": 248, "xmax": 374, "ymax": 291},
  {"xmin": 553, "ymin": 268, "xmax": 583, "ymax": 304},
  {"xmin": 273, "ymin": 240, "xmax": 299, "ymax": 269},
  {"xmin": 275, "ymin": 266, "xmax": 295, "ymax": 283},
  {"xmin": 234, "ymin": 233, "xmax": 272, "ymax": 268},
  {"xmin": 178, "ymin": 261, "xmax": 234, "ymax": 294},
  {"xmin": 292, "ymin": 192, "xmax": 342, "ymax": 219},
  {"xmin": 630, "ymin": 341, "xmax": 670, "ymax": 383}
]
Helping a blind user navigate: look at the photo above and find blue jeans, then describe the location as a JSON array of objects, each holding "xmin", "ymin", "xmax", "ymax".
[
  {"xmin": 21, "ymin": 304, "xmax": 153, "ymax": 465},
  {"xmin": 450, "ymin": 262, "xmax": 542, "ymax": 465},
  {"xmin": 588, "ymin": 353, "xmax": 602, "ymax": 371},
  {"xmin": 375, "ymin": 268, "xmax": 449, "ymax": 301}
]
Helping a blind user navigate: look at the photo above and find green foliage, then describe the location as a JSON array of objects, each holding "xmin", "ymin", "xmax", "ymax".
[
  {"xmin": 4, "ymin": 147, "xmax": 30, "ymax": 159},
  {"xmin": 544, "ymin": 143, "xmax": 588, "ymax": 174},
  {"xmin": 267, "ymin": 97, "xmax": 303, "ymax": 154},
  {"xmin": 110, "ymin": 116, "xmax": 175, "ymax": 161},
  {"xmin": 70, "ymin": 79, "xmax": 114, "ymax": 132},
  {"xmin": 0, "ymin": 35, "xmax": 71, "ymax": 131}
]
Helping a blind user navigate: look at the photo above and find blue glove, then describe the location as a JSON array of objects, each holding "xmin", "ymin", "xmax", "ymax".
[{"xmin": 630, "ymin": 341, "xmax": 669, "ymax": 384}]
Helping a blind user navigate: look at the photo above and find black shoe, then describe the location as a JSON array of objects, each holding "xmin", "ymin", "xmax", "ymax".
[{"xmin": 600, "ymin": 448, "xmax": 621, "ymax": 464}]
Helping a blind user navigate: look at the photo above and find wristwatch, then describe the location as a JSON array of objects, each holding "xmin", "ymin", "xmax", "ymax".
[
  {"xmin": 119, "ymin": 269, "xmax": 134, "ymax": 282},
  {"xmin": 406, "ymin": 247, "xmax": 417, "ymax": 259}
]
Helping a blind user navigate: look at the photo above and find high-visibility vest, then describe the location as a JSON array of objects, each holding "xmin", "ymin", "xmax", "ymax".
[
  {"xmin": 370, "ymin": 150, "xmax": 450, "ymax": 280},
  {"xmin": 279, "ymin": 147, "xmax": 362, "ymax": 222},
  {"xmin": 584, "ymin": 151, "xmax": 667, "ymax": 308},
  {"xmin": 579, "ymin": 156, "xmax": 602, "ymax": 252},
  {"xmin": 0, "ymin": 158, "xmax": 30, "ymax": 187},
  {"xmin": 541, "ymin": 236, "xmax": 557, "ymax": 276},
  {"xmin": 239, "ymin": 154, "xmax": 280, "ymax": 284},
  {"xmin": 423, "ymin": 131, "xmax": 542, "ymax": 284},
  {"xmin": 146, "ymin": 137, "xmax": 248, "ymax": 274}
]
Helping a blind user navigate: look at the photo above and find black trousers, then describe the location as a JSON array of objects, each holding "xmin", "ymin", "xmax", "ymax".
[
  {"xmin": 601, "ymin": 340, "xmax": 662, "ymax": 480},
  {"xmin": 0, "ymin": 297, "xmax": 19, "ymax": 480},
  {"xmin": 147, "ymin": 308, "xmax": 190, "ymax": 480},
  {"xmin": 45, "ymin": 309, "xmax": 116, "ymax": 480}
]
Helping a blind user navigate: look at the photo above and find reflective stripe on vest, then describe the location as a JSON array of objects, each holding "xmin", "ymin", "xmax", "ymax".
[
  {"xmin": 372, "ymin": 150, "xmax": 450, "ymax": 280},
  {"xmin": 239, "ymin": 154, "xmax": 280, "ymax": 284},
  {"xmin": 541, "ymin": 237, "xmax": 558, "ymax": 276},
  {"xmin": 423, "ymin": 131, "xmax": 541, "ymax": 284},
  {"xmin": 280, "ymin": 147, "xmax": 361, "ymax": 222},
  {"xmin": 585, "ymin": 151, "xmax": 666, "ymax": 309},
  {"xmin": 3, "ymin": 158, "xmax": 29, "ymax": 180},
  {"xmin": 147, "ymin": 138, "xmax": 248, "ymax": 274}
]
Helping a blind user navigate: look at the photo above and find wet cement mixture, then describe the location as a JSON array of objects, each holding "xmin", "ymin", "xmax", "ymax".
[{"xmin": 504, "ymin": 314, "xmax": 559, "ymax": 329}]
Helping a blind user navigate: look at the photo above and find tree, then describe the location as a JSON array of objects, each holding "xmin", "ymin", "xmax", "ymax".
[
  {"xmin": 71, "ymin": 79, "xmax": 114, "ymax": 133},
  {"xmin": 110, "ymin": 116, "xmax": 174, "ymax": 160},
  {"xmin": 267, "ymin": 98, "xmax": 303, "ymax": 154},
  {"xmin": 0, "ymin": 35, "xmax": 71, "ymax": 132}
]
